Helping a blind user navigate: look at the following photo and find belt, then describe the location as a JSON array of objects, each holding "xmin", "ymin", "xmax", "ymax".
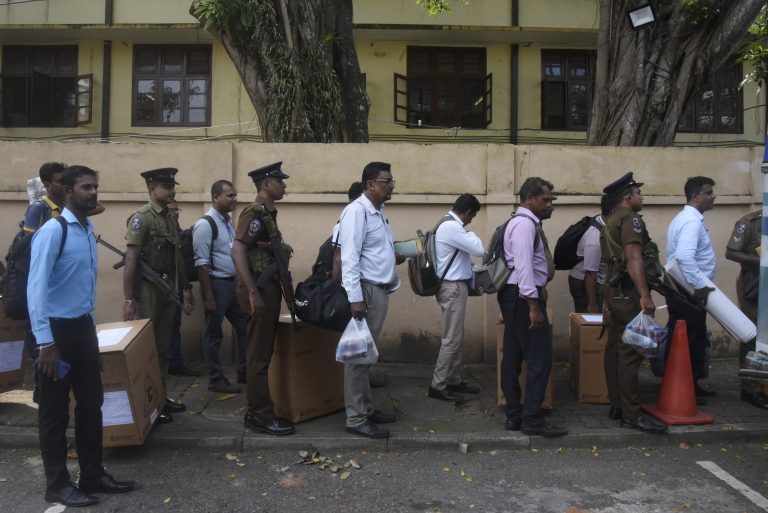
[
  {"xmin": 362, "ymin": 279, "xmax": 393, "ymax": 290},
  {"xmin": 211, "ymin": 275, "xmax": 237, "ymax": 281}
]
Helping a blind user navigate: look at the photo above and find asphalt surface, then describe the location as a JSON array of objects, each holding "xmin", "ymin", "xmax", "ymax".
[{"xmin": 1, "ymin": 441, "xmax": 767, "ymax": 512}]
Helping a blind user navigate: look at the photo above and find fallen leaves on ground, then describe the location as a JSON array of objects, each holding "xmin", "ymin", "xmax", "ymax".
[
  {"xmin": 162, "ymin": 497, "xmax": 172, "ymax": 504},
  {"xmin": 215, "ymin": 393, "xmax": 238, "ymax": 402},
  {"xmin": 679, "ymin": 442, "xmax": 690, "ymax": 449}
]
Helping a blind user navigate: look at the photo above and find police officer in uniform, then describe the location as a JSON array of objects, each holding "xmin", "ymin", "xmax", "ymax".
[
  {"xmin": 123, "ymin": 168, "xmax": 194, "ymax": 423},
  {"xmin": 725, "ymin": 210, "xmax": 768, "ymax": 410},
  {"xmin": 601, "ymin": 172, "xmax": 668, "ymax": 433},
  {"xmin": 231, "ymin": 162, "xmax": 296, "ymax": 436}
]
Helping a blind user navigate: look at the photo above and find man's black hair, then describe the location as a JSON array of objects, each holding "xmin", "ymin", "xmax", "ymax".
[
  {"xmin": 39, "ymin": 162, "xmax": 67, "ymax": 183},
  {"xmin": 60, "ymin": 165, "xmax": 98, "ymax": 189},
  {"xmin": 452, "ymin": 193, "xmax": 481, "ymax": 214},
  {"xmin": 361, "ymin": 162, "xmax": 391, "ymax": 183},
  {"xmin": 348, "ymin": 181, "xmax": 363, "ymax": 201},
  {"xmin": 518, "ymin": 177, "xmax": 554, "ymax": 202},
  {"xmin": 211, "ymin": 179, "xmax": 234, "ymax": 198},
  {"xmin": 684, "ymin": 176, "xmax": 715, "ymax": 202}
]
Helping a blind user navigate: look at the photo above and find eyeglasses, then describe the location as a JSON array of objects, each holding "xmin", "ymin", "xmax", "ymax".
[{"xmin": 371, "ymin": 179, "xmax": 396, "ymax": 186}]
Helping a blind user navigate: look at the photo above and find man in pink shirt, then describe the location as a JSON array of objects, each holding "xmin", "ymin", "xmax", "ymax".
[{"xmin": 498, "ymin": 177, "xmax": 567, "ymax": 438}]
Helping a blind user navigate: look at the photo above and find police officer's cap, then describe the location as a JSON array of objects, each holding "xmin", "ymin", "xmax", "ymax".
[
  {"xmin": 603, "ymin": 172, "xmax": 643, "ymax": 195},
  {"xmin": 141, "ymin": 167, "xmax": 179, "ymax": 185},
  {"xmin": 248, "ymin": 162, "xmax": 289, "ymax": 183}
]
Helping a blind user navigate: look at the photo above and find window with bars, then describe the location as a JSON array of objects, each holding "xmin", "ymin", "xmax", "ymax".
[
  {"xmin": 541, "ymin": 50, "xmax": 596, "ymax": 131},
  {"xmin": 132, "ymin": 45, "xmax": 211, "ymax": 127},
  {"xmin": 1, "ymin": 45, "xmax": 92, "ymax": 127},
  {"xmin": 395, "ymin": 46, "xmax": 491, "ymax": 128},
  {"xmin": 678, "ymin": 60, "xmax": 743, "ymax": 134}
]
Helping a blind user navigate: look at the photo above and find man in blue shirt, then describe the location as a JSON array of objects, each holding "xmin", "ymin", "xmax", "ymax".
[
  {"xmin": 665, "ymin": 176, "xmax": 717, "ymax": 398},
  {"xmin": 28, "ymin": 165, "xmax": 134, "ymax": 507},
  {"xmin": 194, "ymin": 179, "xmax": 247, "ymax": 393}
]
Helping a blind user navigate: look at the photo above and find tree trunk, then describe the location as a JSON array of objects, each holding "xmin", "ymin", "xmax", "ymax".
[
  {"xmin": 191, "ymin": 0, "xmax": 369, "ymax": 143},
  {"xmin": 588, "ymin": 0, "xmax": 763, "ymax": 146}
]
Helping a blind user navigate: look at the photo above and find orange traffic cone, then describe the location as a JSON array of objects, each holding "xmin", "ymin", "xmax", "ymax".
[{"xmin": 643, "ymin": 320, "xmax": 713, "ymax": 425}]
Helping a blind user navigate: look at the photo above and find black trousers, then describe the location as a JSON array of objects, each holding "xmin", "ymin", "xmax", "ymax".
[
  {"xmin": 665, "ymin": 295, "xmax": 708, "ymax": 381},
  {"xmin": 38, "ymin": 315, "xmax": 104, "ymax": 490},
  {"xmin": 497, "ymin": 285, "xmax": 552, "ymax": 428}
]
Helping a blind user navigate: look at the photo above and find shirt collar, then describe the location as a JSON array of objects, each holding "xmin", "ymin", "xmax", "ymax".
[
  {"xmin": 358, "ymin": 194, "xmax": 383, "ymax": 215},
  {"xmin": 149, "ymin": 200, "xmax": 165, "ymax": 214},
  {"xmin": 447, "ymin": 210, "xmax": 464, "ymax": 226},
  {"xmin": 208, "ymin": 207, "xmax": 230, "ymax": 223},
  {"xmin": 61, "ymin": 207, "xmax": 93, "ymax": 232},
  {"xmin": 683, "ymin": 204, "xmax": 704, "ymax": 221},
  {"xmin": 516, "ymin": 206, "xmax": 540, "ymax": 224}
]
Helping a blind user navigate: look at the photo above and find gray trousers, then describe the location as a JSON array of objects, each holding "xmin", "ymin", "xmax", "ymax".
[
  {"xmin": 431, "ymin": 280, "xmax": 468, "ymax": 390},
  {"xmin": 344, "ymin": 281, "xmax": 389, "ymax": 427}
]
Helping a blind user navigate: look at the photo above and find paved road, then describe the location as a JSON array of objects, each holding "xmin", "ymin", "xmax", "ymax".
[{"xmin": 1, "ymin": 441, "xmax": 767, "ymax": 513}]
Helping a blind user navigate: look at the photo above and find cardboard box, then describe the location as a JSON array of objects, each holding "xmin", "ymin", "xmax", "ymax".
[
  {"xmin": 569, "ymin": 313, "xmax": 609, "ymax": 404},
  {"xmin": 269, "ymin": 315, "xmax": 344, "ymax": 423},
  {"xmin": 496, "ymin": 308, "xmax": 554, "ymax": 409},
  {"xmin": 95, "ymin": 320, "xmax": 165, "ymax": 447},
  {"xmin": 0, "ymin": 308, "xmax": 28, "ymax": 393}
]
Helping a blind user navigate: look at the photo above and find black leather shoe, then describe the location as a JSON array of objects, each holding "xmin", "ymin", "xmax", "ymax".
[
  {"xmin": 447, "ymin": 382, "xmax": 480, "ymax": 394},
  {"xmin": 368, "ymin": 410, "xmax": 398, "ymax": 424},
  {"xmin": 741, "ymin": 391, "xmax": 768, "ymax": 410},
  {"xmin": 168, "ymin": 364, "xmax": 200, "ymax": 377},
  {"xmin": 521, "ymin": 422, "xmax": 568, "ymax": 438},
  {"xmin": 78, "ymin": 474, "xmax": 135, "ymax": 495},
  {"xmin": 428, "ymin": 386, "xmax": 469, "ymax": 402},
  {"xmin": 369, "ymin": 371, "xmax": 388, "ymax": 389},
  {"xmin": 345, "ymin": 421, "xmax": 389, "ymax": 439},
  {"xmin": 504, "ymin": 417, "xmax": 522, "ymax": 431},
  {"xmin": 244, "ymin": 413, "xmax": 296, "ymax": 436},
  {"xmin": 157, "ymin": 412, "xmax": 173, "ymax": 424},
  {"xmin": 695, "ymin": 382, "xmax": 717, "ymax": 397},
  {"xmin": 163, "ymin": 398, "xmax": 186, "ymax": 413},
  {"xmin": 45, "ymin": 483, "xmax": 98, "ymax": 507},
  {"xmin": 620, "ymin": 414, "xmax": 668, "ymax": 433},
  {"xmin": 609, "ymin": 406, "xmax": 623, "ymax": 420}
]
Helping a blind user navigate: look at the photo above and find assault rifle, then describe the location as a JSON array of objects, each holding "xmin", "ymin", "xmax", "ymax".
[
  {"xmin": 257, "ymin": 212, "xmax": 298, "ymax": 331},
  {"xmin": 608, "ymin": 265, "xmax": 704, "ymax": 312},
  {"xmin": 96, "ymin": 235, "xmax": 191, "ymax": 315}
]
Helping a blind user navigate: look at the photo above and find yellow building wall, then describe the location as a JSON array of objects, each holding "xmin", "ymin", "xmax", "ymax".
[
  {"xmin": 359, "ymin": 41, "xmax": 512, "ymax": 141},
  {"xmin": 0, "ymin": 0, "xmax": 103, "ymax": 25},
  {"xmin": 353, "ymin": 0, "xmax": 512, "ymax": 26},
  {"xmin": 112, "ymin": 0, "xmax": 198, "ymax": 24},
  {"xmin": 519, "ymin": 0, "xmax": 599, "ymax": 29}
]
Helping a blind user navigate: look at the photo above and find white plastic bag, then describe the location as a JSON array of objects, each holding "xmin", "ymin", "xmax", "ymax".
[
  {"xmin": 335, "ymin": 318, "xmax": 379, "ymax": 365},
  {"xmin": 621, "ymin": 312, "xmax": 664, "ymax": 358}
]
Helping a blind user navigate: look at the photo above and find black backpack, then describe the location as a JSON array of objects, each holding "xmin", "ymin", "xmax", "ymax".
[
  {"xmin": 553, "ymin": 216, "xmax": 602, "ymax": 271},
  {"xmin": 3, "ymin": 216, "xmax": 67, "ymax": 320},
  {"xmin": 180, "ymin": 215, "xmax": 217, "ymax": 282}
]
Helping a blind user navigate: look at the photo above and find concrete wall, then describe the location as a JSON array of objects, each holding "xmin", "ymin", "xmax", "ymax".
[{"xmin": 0, "ymin": 142, "xmax": 761, "ymax": 365}]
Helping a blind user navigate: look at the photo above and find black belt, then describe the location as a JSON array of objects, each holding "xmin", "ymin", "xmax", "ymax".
[{"xmin": 211, "ymin": 275, "xmax": 237, "ymax": 281}]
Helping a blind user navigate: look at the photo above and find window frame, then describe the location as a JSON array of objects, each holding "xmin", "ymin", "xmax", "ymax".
[
  {"xmin": 677, "ymin": 60, "xmax": 743, "ymax": 134},
  {"xmin": 1, "ymin": 45, "xmax": 81, "ymax": 128},
  {"xmin": 131, "ymin": 45, "xmax": 212, "ymax": 127},
  {"xmin": 396, "ymin": 46, "xmax": 491, "ymax": 129},
  {"xmin": 540, "ymin": 49, "xmax": 597, "ymax": 132}
]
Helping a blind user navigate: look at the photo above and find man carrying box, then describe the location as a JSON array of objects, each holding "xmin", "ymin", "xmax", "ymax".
[{"xmin": 28, "ymin": 165, "xmax": 135, "ymax": 507}]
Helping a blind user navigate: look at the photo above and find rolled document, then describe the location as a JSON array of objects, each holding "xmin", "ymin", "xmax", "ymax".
[{"xmin": 665, "ymin": 259, "xmax": 756, "ymax": 343}]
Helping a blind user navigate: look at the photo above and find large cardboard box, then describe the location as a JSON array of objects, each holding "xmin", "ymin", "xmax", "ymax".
[
  {"xmin": 569, "ymin": 313, "xmax": 609, "ymax": 404},
  {"xmin": 0, "ymin": 309, "xmax": 28, "ymax": 393},
  {"xmin": 496, "ymin": 309, "xmax": 554, "ymax": 409},
  {"xmin": 269, "ymin": 315, "xmax": 344, "ymax": 423},
  {"xmin": 95, "ymin": 320, "xmax": 165, "ymax": 447}
]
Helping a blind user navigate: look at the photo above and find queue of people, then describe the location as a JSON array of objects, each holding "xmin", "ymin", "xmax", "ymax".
[{"xmin": 15, "ymin": 160, "xmax": 768, "ymax": 506}]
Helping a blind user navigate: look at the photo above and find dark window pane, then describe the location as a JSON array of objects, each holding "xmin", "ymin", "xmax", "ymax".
[
  {"xmin": 3, "ymin": 49, "xmax": 27, "ymax": 75},
  {"xmin": 52, "ymin": 77, "xmax": 76, "ymax": 125},
  {"xmin": 408, "ymin": 49, "xmax": 430, "ymax": 75},
  {"xmin": 437, "ymin": 51, "xmax": 456, "ymax": 74},
  {"xmin": 136, "ymin": 48, "xmax": 158, "ymax": 73},
  {"xmin": 544, "ymin": 55, "xmax": 563, "ymax": 78},
  {"xmin": 31, "ymin": 49, "xmax": 52, "ymax": 73},
  {"xmin": 463, "ymin": 51, "xmax": 482, "ymax": 75},
  {"xmin": 162, "ymin": 49, "xmax": 184, "ymax": 73},
  {"xmin": 542, "ymin": 81, "xmax": 565, "ymax": 129},
  {"xmin": 718, "ymin": 86, "xmax": 739, "ymax": 131},
  {"xmin": 3, "ymin": 77, "xmax": 29, "ymax": 125},
  {"xmin": 569, "ymin": 82, "xmax": 589, "ymax": 129},
  {"xmin": 187, "ymin": 49, "xmax": 210, "ymax": 74},
  {"xmin": 461, "ymin": 78, "xmax": 484, "ymax": 126},
  {"xmin": 136, "ymin": 79, "xmax": 156, "ymax": 122},
  {"xmin": 696, "ymin": 89, "xmax": 714, "ymax": 132},
  {"xmin": 188, "ymin": 79, "xmax": 207, "ymax": 108},
  {"xmin": 568, "ymin": 53, "xmax": 588, "ymax": 79},
  {"xmin": 437, "ymin": 80, "xmax": 455, "ymax": 122},
  {"xmin": 407, "ymin": 78, "xmax": 432, "ymax": 125},
  {"xmin": 55, "ymin": 48, "xmax": 77, "ymax": 74},
  {"xmin": 161, "ymin": 79, "xmax": 181, "ymax": 123}
]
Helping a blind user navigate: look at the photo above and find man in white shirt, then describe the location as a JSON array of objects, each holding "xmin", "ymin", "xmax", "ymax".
[
  {"xmin": 428, "ymin": 194, "xmax": 485, "ymax": 402},
  {"xmin": 338, "ymin": 162, "xmax": 401, "ymax": 439},
  {"xmin": 568, "ymin": 198, "xmax": 609, "ymax": 313},
  {"xmin": 665, "ymin": 176, "xmax": 717, "ymax": 398}
]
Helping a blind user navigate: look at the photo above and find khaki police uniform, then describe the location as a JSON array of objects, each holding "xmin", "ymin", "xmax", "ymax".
[
  {"xmin": 726, "ymin": 210, "xmax": 762, "ymax": 395},
  {"xmin": 601, "ymin": 205, "xmax": 653, "ymax": 419},
  {"xmin": 234, "ymin": 202, "xmax": 285, "ymax": 421},
  {"xmin": 125, "ymin": 200, "xmax": 186, "ymax": 377}
]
